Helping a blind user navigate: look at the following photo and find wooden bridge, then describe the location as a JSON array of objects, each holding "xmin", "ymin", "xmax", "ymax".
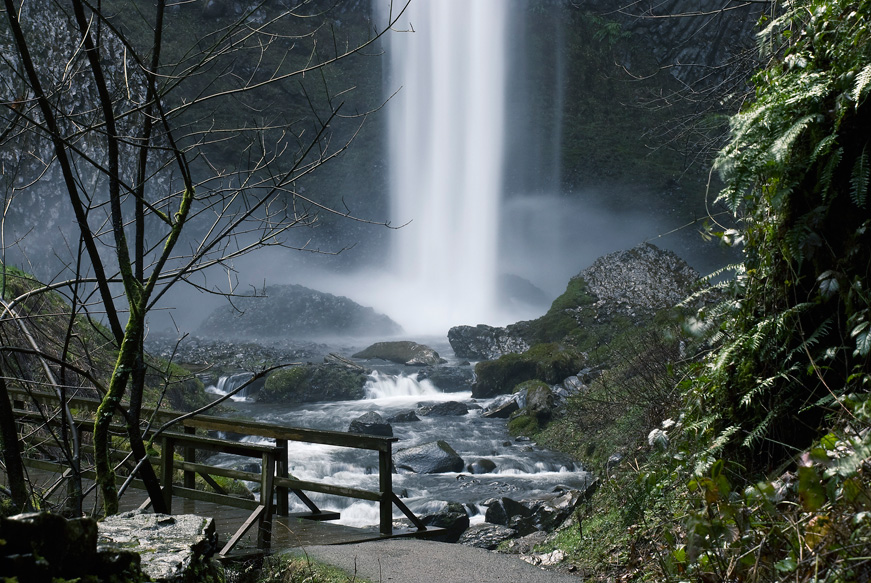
[{"xmin": 7, "ymin": 388, "xmax": 437, "ymax": 556}]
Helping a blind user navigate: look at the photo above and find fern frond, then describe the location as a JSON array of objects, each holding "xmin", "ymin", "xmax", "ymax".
[
  {"xmin": 851, "ymin": 63, "xmax": 871, "ymax": 104},
  {"xmin": 850, "ymin": 144, "xmax": 869, "ymax": 209},
  {"xmin": 743, "ymin": 409, "xmax": 777, "ymax": 448},
  {"xmin": 769, "ymin": 115, "xmax": 815, "ymax": 163}
]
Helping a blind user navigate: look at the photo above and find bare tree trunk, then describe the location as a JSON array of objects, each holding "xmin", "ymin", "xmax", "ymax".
[{"xmin": 0, "ymin": 363, "xmax": 30, "ymax": 512}]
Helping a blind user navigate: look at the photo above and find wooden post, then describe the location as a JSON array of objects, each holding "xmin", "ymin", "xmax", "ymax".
[
  {"xmin": 160, "ymin": 436, "xmax": 174, "ymax": 513},
  {"xmin": 276, "ymin": 439, "xmax": 288, "ymax": 516},
  {"xmin": 379, "ymin": 445, "xmax": 393, "ymax": 536},
  {"xmin": 183, "ymin": 426, "xmax": 196, "ymax": 489},
  {"xmin": 257, "ymin": 451, "xmax": 275, "ymax": 550}
]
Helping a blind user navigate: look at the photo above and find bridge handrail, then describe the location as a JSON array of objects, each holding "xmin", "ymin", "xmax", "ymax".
[{"xmin": 9, "ymin": 387, "xmax": 422, "ymax": 555}]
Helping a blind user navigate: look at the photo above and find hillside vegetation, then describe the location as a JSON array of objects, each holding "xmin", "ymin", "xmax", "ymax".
[{"xmin": 529, "ymin": 1, "xmax": 871, "ymax": 581}]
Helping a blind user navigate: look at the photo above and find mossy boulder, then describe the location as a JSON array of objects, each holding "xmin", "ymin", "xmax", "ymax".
[
  {"xmin": 258, "ymin": 364, "xmax": 367, "ymax": 403},
  {"xmin": 472, "ymin": 343, "xmax": 586, "ymax": 398},
  {"xmin": 517, "ymin": 380, "xmax": 557, "ymax": 422},
  {"xmin": 352, "ymin": 341, "xmax": 445, "ymax": 366},
  {"xmin": 507, "ymin": 414, "xmax": 540, "ymax": 437}
]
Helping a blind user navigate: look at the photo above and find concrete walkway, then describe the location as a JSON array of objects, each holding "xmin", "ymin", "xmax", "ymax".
[{"xmin": 293, "ymin": 539, "xmax": 582, "ymax": 583}]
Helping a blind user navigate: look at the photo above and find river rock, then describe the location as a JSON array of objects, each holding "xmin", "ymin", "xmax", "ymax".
[
  {"xmin": 448, "ymin": 324, "xmax": 530, "ymax": 361},
  {"xmin": 458, "ymin": 523, "xmax": 518, "ymax": 549},
  {"xmin": 258, "ymin": 363, "xmax": 367, "ymax": 403},
  {"xmin": 418, "ymin": 501, "xmax": 470, "ymax": 543},
  {"xmin": 415, "ymin": 365, "xmax": 474, "ymax": 392},
  {"xmin": 517, "ymin": 381, "xmax": 557, "ymax": 422},
  {"xmin": 393, "ymin": 440, "xmax": 464, "ymax": 474},
  {"xmin": 483, "ymin": 490, "xmax": 588, "ymax": 536},
  {"xmin": 472, "ymin": 343, "xmax": 586, "ymax": 398},
  {"xmin": 482, "ymin": 396, "xmax": 520, "ymax": 419},
  {"xmin": 386, "ymin": 409, "xmax": 420, "ymax": 423},
  {"xmin": 416, "ymin": 401, "xmax": 469, "ymax": 417},
  {"xmin": 197, "ymin": 284, "xmax": 402, "ymax": 341},
  {"xmin": 467, "ymin": 458, "xmax": 497, "ymax": 474},
  {"xmin": 98, "ymin": 511, "xmax": 222, "ymax": 583},
  {"xmin": 352, "ymin": 341, "xmax": 446, "ymax": 366},
  {"xmin": 348, "ymin": 411, "xmax": 393, "ymax": 437}
]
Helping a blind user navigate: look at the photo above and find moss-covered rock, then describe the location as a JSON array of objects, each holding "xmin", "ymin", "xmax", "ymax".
[
  {"xmin": 517, "ymin": 380, "xmax": 557, "ymax": 422},
  {"xmin": 472, "ymin": 344, "xmax": 586, "ymax": 398},
  {"xmin": 507, "ymin": 414, "xmax": 540, "ymax": 437},
  {"xmin": 258, "ymin": 364, "xmax": 367, "ymax": 403},
  {"xmin": 352, "ymin": 340, "xmax": 445, "ymax": 365}
]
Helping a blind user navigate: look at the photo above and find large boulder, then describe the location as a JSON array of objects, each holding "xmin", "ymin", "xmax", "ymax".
[
  {"xmin": 472, "ymin": 343, "xmax": 586, "ymax": 398},
  {"xmin": 418, "ymin": 502, "xmax": 471, "ymax": 543},
  {"xmin": 448, "ymin": 324, "xmax": 530, "ymax": 361},
  {"xmin": 415, "ymin": 366, "xmax": 474, "ymax": 392},
  {"xmin": 258, "ymin": 364, "xmax": 367, "ymax": 403},
  {"xmin": 483, "ymin": 490, "xmax": 587, "ymax": 536},
  {"xmin": 416, "ymin": 401, "xmax": 469, "ymax": 417},
  {"xmin": 393, "ymin": 440, "xmax": 465, "ymax": 474},
  {"xmin": 348, "ymin": 411, "xmax": 393, "ymax": 437},
  {"xmin": 98, "ymin": 511, "xmax": 222, "ymax": 583},
  {"xmin": 352, "ymin": 341, "xmax": 446, "ymax": 366},
  {"xmin": 197, "ymin": 284, "xmax": 402, "ymax": 341}
]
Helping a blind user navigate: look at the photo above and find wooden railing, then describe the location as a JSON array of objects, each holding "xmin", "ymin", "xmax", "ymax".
[{"xmin": 8, "ymin": 388, "xmax": 428, "ymax": 555}]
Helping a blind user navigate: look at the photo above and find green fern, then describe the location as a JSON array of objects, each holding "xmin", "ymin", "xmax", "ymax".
[{"xmin": 850, "ymin": 144, "xmax": 870, "ymax": 208}]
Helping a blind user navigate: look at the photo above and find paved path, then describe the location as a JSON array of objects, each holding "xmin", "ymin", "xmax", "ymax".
[{"xmin": 293, "ymin": 539, "xmax": 581, "ymax": 583}]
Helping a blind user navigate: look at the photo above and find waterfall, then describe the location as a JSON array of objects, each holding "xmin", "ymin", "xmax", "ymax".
[
  {"xmin": 206, "ymin": 372, "xmax": 256, "ymax": 401},
  {"xmin": 376, "ymin": 0, "xmax": 509, "ymax": 332}
]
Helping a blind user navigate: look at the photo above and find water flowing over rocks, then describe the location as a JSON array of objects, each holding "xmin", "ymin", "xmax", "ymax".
[
  {"xmin": 352, "ymin": 340, "xmax": 446, "ymax": 366},
  {"xmin": 393, "ymin": 440, "xmax": 465, "ymax": 474},
  {"xmin": 414, "ymin": 365, "xmax": 474, "ymax": 392},
  {"xmin": 98, "ymin": 511, "xmax": 221, "ymax": 583},
  {"xmin": 197, "ymin": 284, "xmax": 402, "ymax": 341}
]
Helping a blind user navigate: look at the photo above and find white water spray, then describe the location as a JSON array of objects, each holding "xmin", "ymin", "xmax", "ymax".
[{"xmin": 376, "ymin": 0, "xmax": 509, "ymax": 332}]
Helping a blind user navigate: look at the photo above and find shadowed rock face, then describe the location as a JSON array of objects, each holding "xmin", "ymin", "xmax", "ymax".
[{"xmin": 197, "ymin": 284, "xmax": 401, "ymax": 341}]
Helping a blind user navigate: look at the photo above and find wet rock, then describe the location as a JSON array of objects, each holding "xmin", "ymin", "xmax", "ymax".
[
  {"xmin": 517, "ymin": 381, "xmax": 557, "ymax": 422},
  {"xmin": 458, "ymin": 523, "xmax": 518, "ymax": 549},
  {"xmin": 348, "ymin": 411, "xmax": 393, "ymax": 437},
  {"xmin": 386, "ymin": 409, "xmax": 420, "ymax": 423},
  {"xmin": 448, "ymin": 324, "xmax": 530, "ymax": 361},
  {"xmin": 393, "ymin": 440, "xmax": 464, "ymax": 474},
  {"xmin": 467, "ymin": 458, "xmax": 497, "ymax": 474},
  {"xmin": 353, "ymin": 341, "xmax": 446, "ymax": 366},
  {"xmin": 98, "ymin": 511, "xmax": 222, "ymax": 583},
  {"xmin": 482, "ymin": 397, "xmax": 520, "ymax": 419},
  {"xmin": 419, "ymin": 502, "xmax": 470, "ymax": 543},
  {"xmin": 472, "ymin": 343, "xmax": 586, "ymax": 398},
  {"xmin": 416, "ymin": 401, "xmax": 469, "ymax": 417},
  {"xmin": 259, "ymin": 363, "xmax": 367, "ymax": 403},
  {"xmin": 415, "ymin": 366, "xmax": 474, "ymax": 392}
]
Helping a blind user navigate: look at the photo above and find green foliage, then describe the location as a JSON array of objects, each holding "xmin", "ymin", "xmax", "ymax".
[
  {"xmin": 691, "ymin": 0, "xmax": 871, "ymax": 468},
  {"xmin": 251, "ymin": 552, "xmax": 367, "ymax": 583}
]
